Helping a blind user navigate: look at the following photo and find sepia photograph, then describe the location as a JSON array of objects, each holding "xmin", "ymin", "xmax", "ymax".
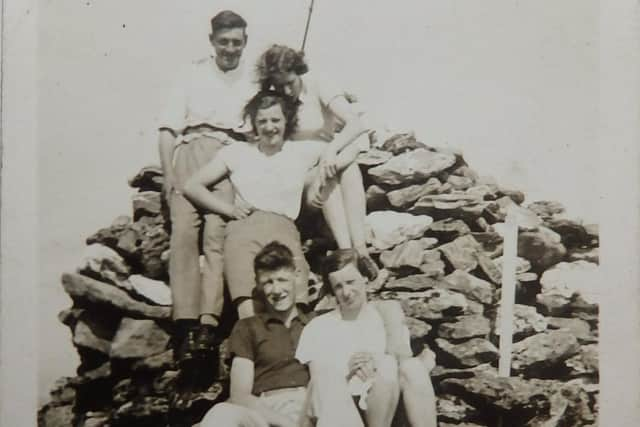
[{"xmin": 2, "ymin": 0, "xmax": 639, "ymax": 426}]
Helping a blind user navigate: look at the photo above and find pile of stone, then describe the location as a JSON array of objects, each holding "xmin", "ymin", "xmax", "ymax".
[{"xmin": 39, "ymin": 133, "xmax": 599, "ymax": 427}]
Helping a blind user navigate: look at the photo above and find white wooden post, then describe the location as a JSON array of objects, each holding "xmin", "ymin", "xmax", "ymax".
[{"xmin": 498, "ymin": 207, "xmax": 518, "ymax": 377}]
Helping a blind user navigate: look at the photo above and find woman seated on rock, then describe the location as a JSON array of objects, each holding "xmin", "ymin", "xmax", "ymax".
[
  {"xmin": 255, "ymin": 44, "xmax": 378, "ymax": 280},
  {"xmin": 183, "ymin": 90, "xmax": 363, "ymax": 318}
]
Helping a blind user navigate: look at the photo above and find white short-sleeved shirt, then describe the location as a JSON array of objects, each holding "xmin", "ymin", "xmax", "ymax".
[
  {"xmin": 217, "ymin": 140, "xmax": 325, "ymax": 220},
  {"xmin": 291, "ymin": 72, "xmax": 345, "ymax": 142},
  {"xmin": 158, "ymin": 56, "xmax": 256, "ymax": 139},
  {"xmin": 295, "ymin": 304, "xmax": 386, "ymax": 394}
]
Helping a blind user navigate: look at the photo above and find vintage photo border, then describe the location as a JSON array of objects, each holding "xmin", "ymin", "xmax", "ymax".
[{"xmin": 2, "ymin": 1, "xmax": 640, "ymax": 426}]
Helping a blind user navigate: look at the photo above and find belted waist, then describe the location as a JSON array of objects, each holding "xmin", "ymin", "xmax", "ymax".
[{"xmin": 181, "ymin": 125, "xmax": 248, "ymax": 143}]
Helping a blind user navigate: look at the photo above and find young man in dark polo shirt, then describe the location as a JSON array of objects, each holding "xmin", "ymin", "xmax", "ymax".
[{"xmin": 199, "ymin": 241, "xmax": 315, "ymax": 427}]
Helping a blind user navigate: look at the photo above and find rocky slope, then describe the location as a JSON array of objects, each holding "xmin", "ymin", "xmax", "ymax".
[{"xmin": 39, "ymin": 134, "xmax": 599, "ymax": 427}]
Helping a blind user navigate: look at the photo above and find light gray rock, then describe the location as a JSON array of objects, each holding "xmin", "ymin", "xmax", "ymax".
[
  {"xmin": 132, "ymin": 191, "xmax": 162, "ymax": 219},
  {"xmin": 437, "ymin": 394, "xmax": 479, "ymax": 423},
  {"xmin": 438, "ymin": 235, "xmax": 482, "ymax": 272},
  {"xmin": 356, "ymin": 148, "xmax": 393, "ymax": 166},
  {"xmin": 410, "ymin": 193, "xmax": 488, "ymax": 221},
  {"xmin": 567, "ymin": 247, "xmax": 599, "ymax": 264},
  {"xmin": 428, "ymin": 218, "xmax": 471, "ymax": 242},
  {"xmin": 72, "ymin": 313, "xmax": 117, "ymax": 354},
  {"xmin": 436, "ymin": 337, "xmax": 499, "ymax": 367},
  {"xmin": 494, "ymin": 255, "xmax": 532, "ymax": 274},
  {"xmin": 565, "ymin": 344, "xmax": 598, "ymax": 377},
  {"xmin": 438, "ymin": 315, "xmax": 491, "ymax": 340},
  {"xmin": 367, "ymin": 148, "xmax": 457, "ymax": 185},
  {"xmin": 406, "ymin": 317, "xmax": 432, "ymax": 340},
  {"xmin": 38, "ymin": 405, "xmax": 75, "ymax": 427},
  {"xmin": 110, "ymin": 318, "xmax": 171, "ymax": 359},
  {"xmin": 511, "ymin": 330, "xmax": 581, "ymax": 375},
  {"xmin": 540, "ymin": 261, "xmax": 600, "ymax": 304},
  {"xmin": 384, "ymin": 274, "xmax": 440, "ymax": 292},
  {"xmin": 386, "ymin": 178, "xmax": 442, "ymax": 208},
  {"xmin": 366, "ymin": 211, "xmax": 433, "ymax": 250},
  {"xmin": 494, "ymin": 305, "xmax": 548, "ymax": 340},
  {"xmin": 442, "ymin": 270, "xmax": 495, "ymax": 305},
  {"xmin": 517, "ymin": 227, "xmax": 567, "ymax": 271},
  {"xmin": 419, "ymin": 249, "xmax": 446, "ymax": 277},
  {"xmin": 62, "ymin": 273, "xmax": 171, "ymax": 319},
  {"xmin": 547, "ymin": 317, "xmax": 595, "ymax": 343},
  {"xmin": 365, "ymin": 185, "xmax": 389, "ymax": 211},
  {"xmin": 527, "ymin": 200, "xmax": 566, "ymax": 219},
  {"xmin": 78, "ymin": 244, "xmax": 132, "ymax": 291},
  {"xmin": 399, "ymin": 289, "xmax": 469, "ymax": 320},
  {"xmin": 127, "ymin": 274, "xmax": 172, "ymax": 306},
  {"xmin": 379, "ymin": 239, "xmax": 436, "ymax": 269}
]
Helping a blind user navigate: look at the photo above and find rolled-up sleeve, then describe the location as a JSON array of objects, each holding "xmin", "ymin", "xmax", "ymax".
[{"xmin": 228, "ymin": 319, "xmax": 255, "ymax": 361}]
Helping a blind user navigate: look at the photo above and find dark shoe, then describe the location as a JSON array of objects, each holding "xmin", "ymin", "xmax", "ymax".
[
  {"xmin": 194, "ymin": 324, "xmax": 219, "ymax": 354},
  {"xmin": 359, "ymin": 255, "xmax": 379, "ymax": 281},
  {"xmin": 176, "ymin": 326, "xmax": 199, "ymax": 366}
]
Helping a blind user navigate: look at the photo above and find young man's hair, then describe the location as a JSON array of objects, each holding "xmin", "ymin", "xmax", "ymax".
[
  {"xmin": 210, "ymin": 10, "xmax": 247, "ymax": 35},
  {"xmin": 321, "ymin": 249, "xmax": 369, "ymax": 295},
  {"xmin": 256, "ymin": 44, "xmax": 309, "ymax": 91},
  {"xmin": 254, "ymin": 241, "xmax": 297, "ymax": 277},
  {"xmin": 243, "ymin": 90, "xmax": 299, "ymax": 140}
]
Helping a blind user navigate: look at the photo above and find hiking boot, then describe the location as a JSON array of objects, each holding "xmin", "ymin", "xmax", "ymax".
[
  {"xmin": 175, "ymin": 326, "xmax": 199, "ymax": 366},
  {"xmin": 194, "ymin": 324, "xmax": 220, "ymax": 354}
]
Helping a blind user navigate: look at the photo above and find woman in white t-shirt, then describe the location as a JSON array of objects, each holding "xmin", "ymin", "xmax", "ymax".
[
  {"xmin": 255, "ymin": 44, "xmax": 379, "ymax": 281},
  {"xmin": 184, "ymin": 90, "xmax": 363, "ymax": 319}
]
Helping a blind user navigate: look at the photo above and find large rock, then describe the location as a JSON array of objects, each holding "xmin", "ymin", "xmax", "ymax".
[
  {"xmin": 440, "ymin": 371, "xmax": 549, "ymax": 416},
  {"xmin": 471, "ymin": 231, "xmax": 503, "ymax": 258},
  {"xmin": 379, "ymin": 132, "xmax": 425, "ymax": 154},
  {"xmin": 517, "ymin": 227, "xmax": 567, "ymax": 271},
  {"xmin": 128, "ymin": 165, "xmax": 164, "ymax": 192},
  {"xmin": 38, "ymin": 404, "xmax": 75, "ymax": 427},
  {"xmin": 544, "ymin": 218, "xmax": 590, "ymax": 249},
  {"xmin": 398, "ymin": 289, "xmax": 471, "ymax": 320},
  {"xmin": 62, "ymin": 273, "xmax": 171, "ymax": 319},
  {"xmin": 567, "ymin": 247, "xmax": 599, "ymax": 264},
  {"xmin": 110, "ymin": 318, "xmax": 171, "ymax": 359},
  {"xmin": 535, "ymin": 293, "xmax": 572, "ymax": 317},
  {"xmin": 540, "ymin": 261, "xmax": 600, "ymax": 304},
  {"xmin": 356, "ymin": 148, "xmax": 393, "ymax": 166},
  {"xmin": 365, "ymin": 185, "xmax": 389, "ymax": 211},
  {"xmin": 442, "ymin": 270, "xmax": 495, "ymax": 305},
  {"xmin": 435, "ymin": 338, "xmax": 499, "ymax": 368},
  {"xmin": 384, "ymin": 274, "xmax": 439, "ymax": 292},
  {"xmin": 511, "ymin": 330, "xmax": 581, "ymax": 375},
  {"xmin": 564, "ymin": 344, "xmax": 598, "ymax": 377},
  {"xmin": 547, "ymin": 317, "xmax": 595, "ymax": 344},
  {"xmin": 494, "ymin": 305, "xmax": 547, "ymax": 340},
  {"xmin": 367, "ymin": 148, "xmax": 457, "ymax": 185},
  {"xmin": 406, "ymin": 317, "xmax": 433, "ymax": 340},
  {"xmin": 379, "ymin": 238, "xmax": 438, "ymax": 270},
  {"xmin": 72, "ymin": 312, "xmax": 119, "ymax": 354},
  {"xmin": 427, "ymin": 218, "xmax": 471, "ymax": 243},
  {"xmin": 438, "ymin": 235, "xmax": 482, "ymax": 273},
  {"xmin": 419, "ymin": 249, "xmax": 446, "ymax": 277},
  {"xmin": 527, "ymin": 200, "xmax": 566, "ymax": 219},
  {"xmin": 127, "ymin": 274, "xmax": 172, "ymax": 306},
  {"xmin": 410, "ymin": 193, "xmax": 488, "ymax": 221},
  {"xmin": 438, "ymin": 315, "xmax": 491, "ymax": 340},
  {"xmin": 437, "ymin": 394, "xmax": 479, "ymax": 423},
  {"xmin": 386, "ymin": 178, "xmax": 442, "ymax": 208},
  {"xmin": 132, "ymin": 191, "xmax": 162, "ymax": 220},
  {"xmin": 78, "ymin": 244, "xmax": 132, "ymax": 291},
  {"xmin": 366, "ymin": 211, "xmax": 433, "ymax": 250},
  {"xmin": 526, "ymin": 381, "xmax": 596, "ymax": 426}
]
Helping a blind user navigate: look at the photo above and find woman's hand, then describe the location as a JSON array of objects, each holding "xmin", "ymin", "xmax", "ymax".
[
  {"xmin": 347, "ymin": 352, "xmax": 376, "ymax": 382},
  {"xmin": 319, "ymin": 147, "xmax": 339, "ymax": 183},
  {"xmin": 230, "ymin": 196, "xmax": 255, "ymax": 219}
]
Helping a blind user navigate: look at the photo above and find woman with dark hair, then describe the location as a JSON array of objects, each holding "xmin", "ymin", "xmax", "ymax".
[
  {"xmin": 256, "ymin": 44, "xmax": 378, "ymax": 280},
  {"xmin": 184, "ymin": 90, "xmax": 362, "ymax": 319}
]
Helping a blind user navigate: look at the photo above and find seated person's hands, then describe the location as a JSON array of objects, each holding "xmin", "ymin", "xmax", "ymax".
[
  {"xmin": 319, "ymin": 147, "xmax": 338, "ymax": 181},
  {"xmin": 231, "ymin": 195, "xmax": 255, "ymax": 219},
  {"xmin": 347, "ymin": 352, "xmax": 377, "ymax": 382}
]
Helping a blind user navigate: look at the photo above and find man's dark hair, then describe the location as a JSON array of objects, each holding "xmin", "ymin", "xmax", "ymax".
[
  {"xmin": 210, "ymin": 10, "xmax": 247, "ymax": 35},
  {"xmin": 321, "ymin": 249, "xmax": 369, "ymax": 295},
  {"xmin": 243, "ymin": 90, "xmax": 299, "ymax": 140},
  {"xmin": 254, "ymin": 241, "xmax": 296, "ymax": 277}
]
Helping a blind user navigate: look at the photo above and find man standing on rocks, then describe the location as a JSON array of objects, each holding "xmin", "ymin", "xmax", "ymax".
[
  {"xmin": 296, "ymin": 249, "xmax": 438, "ymax": 427},
  {"xmin": 156, "ymin": 10, "xmax": 255, "ymax": 407}
]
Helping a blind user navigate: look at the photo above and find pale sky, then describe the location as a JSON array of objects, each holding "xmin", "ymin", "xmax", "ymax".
[{"xmin": 38, "ymin": 0, "xmax": 598, "ymax": 403}]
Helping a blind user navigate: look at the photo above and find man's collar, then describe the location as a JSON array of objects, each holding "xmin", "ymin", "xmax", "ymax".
[{"xmin": 259, "ymin": 305, "xmax": 312, "ymax": 326}]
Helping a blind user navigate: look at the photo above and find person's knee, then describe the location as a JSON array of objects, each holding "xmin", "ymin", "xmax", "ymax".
[
  {"xmin": 375, "ymin": 354, "xmax": 399, "ymax": 384},
  {"xmin": 200, "ymin": 402, "xmax": 242, "ymax": 427}
]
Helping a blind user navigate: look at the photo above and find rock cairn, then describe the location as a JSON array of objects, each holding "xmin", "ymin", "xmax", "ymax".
[{"xmin": 39, "ymin": 133, "xmax": 599, "ymax": 427}]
